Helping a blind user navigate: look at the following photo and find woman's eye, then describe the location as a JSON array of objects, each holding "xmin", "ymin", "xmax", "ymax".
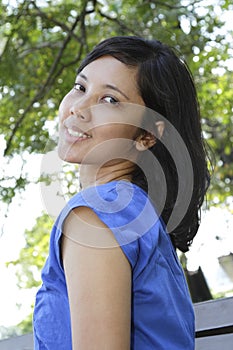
[
  {"xmin": 102, "ymin": 96, "xmax": 119, "ymax": 105},
  {"xmin": 74, "ymin": 83, "xmax": 85, "ymax": 92}
]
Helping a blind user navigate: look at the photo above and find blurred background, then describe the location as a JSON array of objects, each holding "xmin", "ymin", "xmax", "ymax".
[{"xmin": 0, "ymin": 0, "xmax": 232, "ymax": 340}]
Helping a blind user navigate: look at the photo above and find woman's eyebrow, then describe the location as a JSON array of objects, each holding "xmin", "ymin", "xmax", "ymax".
[
  {"xmin": 78, "ymin": 73, "xmax": 88, "ymax": 81},
  {"xmin": 105, "ymin": 84, "xmax": 130, "ymax": 100},
  {"xmin": 77, "ymin": 73, "xmax": 130, "ymax": 100}
]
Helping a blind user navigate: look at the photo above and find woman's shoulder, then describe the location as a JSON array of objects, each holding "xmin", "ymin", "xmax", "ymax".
[
  {"xmin": 64, "ymin": 180, "xmax": 158, "ymax": 244},
  {"xmin": 66, "ymin": 180, "xmax": 148, "ymax": 212}
]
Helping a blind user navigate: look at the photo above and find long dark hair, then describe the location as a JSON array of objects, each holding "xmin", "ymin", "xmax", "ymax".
[{"xmin": 78, "ymin": 36, "xmax": 210, "ymax": 252}]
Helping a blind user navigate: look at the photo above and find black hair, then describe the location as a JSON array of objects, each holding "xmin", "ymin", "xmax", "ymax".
[{"xmin": 78, "ymin": 36, "xmax": 210, "ymax": 252}]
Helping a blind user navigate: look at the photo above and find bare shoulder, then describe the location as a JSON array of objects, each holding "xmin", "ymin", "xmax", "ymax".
[
  {"xmin": 63, "ymin": 205, "xmax": 120, "ymax": 248},
  {"xmin": 61, "ymin": 206, "xmax": 131, "ymax": 349}
]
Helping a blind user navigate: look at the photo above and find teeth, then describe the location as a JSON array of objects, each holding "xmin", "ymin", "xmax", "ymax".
[{"xmin": 67, "ymin": 128, "xmax": 90, "ymax": 138}]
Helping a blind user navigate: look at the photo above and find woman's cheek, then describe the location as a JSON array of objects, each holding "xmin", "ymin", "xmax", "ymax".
[{"xmin": 58, "ymin": 98, "xmax": 70, "ymax": 123}]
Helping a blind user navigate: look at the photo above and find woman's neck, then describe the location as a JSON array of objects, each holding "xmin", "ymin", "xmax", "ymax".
[{"xmin": 79, "ymin": 160, "xmax": 136, "ymax": 189}]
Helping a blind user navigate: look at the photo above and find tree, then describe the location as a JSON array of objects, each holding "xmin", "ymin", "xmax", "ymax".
[
  {"xmin": 0, "ymin": 0, "xmax": 232, "ymax": 206},
  {"xmin": 1, "ymin": 0, "xmax": 233, "ymax": 335}
]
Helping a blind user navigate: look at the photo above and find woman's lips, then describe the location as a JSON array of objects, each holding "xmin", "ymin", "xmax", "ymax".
[
  {"xmin": 67, "ymin": 128, "xmax": 91, "ymax": 139},
  {"xmin": 62, "ymin": 115, "xmax": 91, "ymax": 142},
  {"xmin": 63, "ymin": 127, "xmax": 92, "ymax": 143}
]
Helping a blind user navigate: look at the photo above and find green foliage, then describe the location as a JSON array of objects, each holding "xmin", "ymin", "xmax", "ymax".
[
  {"xmin": 17, "ymin": 312, "xmax": 33, "ymax": 335},
  {"xmin": 5, "ymin": 212, "xmax": 53, "ymax": 335},
  {"xmin": 0, "ymin": 0, "xmax": 232, "ymax": 207},
  {"xmin": 1, "ymin": 0, "xmax": 232, "ymax": 335},
  {"xmin": 7, "ymin": 212, "xmax": 52, "ymax": 289}
]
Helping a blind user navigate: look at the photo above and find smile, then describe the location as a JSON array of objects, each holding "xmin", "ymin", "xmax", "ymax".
[{"xmin": 67, "ymin": 128, "xmax": 91, "ymax": 139}]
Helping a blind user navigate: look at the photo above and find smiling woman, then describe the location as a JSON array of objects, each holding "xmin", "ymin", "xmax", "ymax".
[
  {"xmin": 33, "ymin": 36, "xmax": 210, "ymax": 350},
  {"xmin": 57, "ymin": 55, "xmax": 146, "ymax": 168}
]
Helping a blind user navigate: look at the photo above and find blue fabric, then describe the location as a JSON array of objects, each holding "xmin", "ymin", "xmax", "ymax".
[{"xmin": 33, "ymin": 181, "xmax": 195, "ymax": 349}]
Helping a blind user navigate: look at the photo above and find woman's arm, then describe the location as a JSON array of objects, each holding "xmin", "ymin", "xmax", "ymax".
[{"xmin": 61, "ymin": 206, "xmax": 132, "ymax": 350}]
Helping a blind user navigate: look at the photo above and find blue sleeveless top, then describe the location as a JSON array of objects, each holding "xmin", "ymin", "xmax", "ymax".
[{"xmin": 33, "ymin": 181, "xmax": 194, "ymax": 349}]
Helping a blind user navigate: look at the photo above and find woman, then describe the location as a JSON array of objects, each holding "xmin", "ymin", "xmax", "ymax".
[{"xmin": 34, "ymin": 36, "xmax": 210, "ymax": 349}]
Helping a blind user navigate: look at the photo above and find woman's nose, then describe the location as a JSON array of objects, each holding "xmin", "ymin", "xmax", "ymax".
[{"xmin": 69, "ymin": 99, "xmax": 91, "ymax": 122}]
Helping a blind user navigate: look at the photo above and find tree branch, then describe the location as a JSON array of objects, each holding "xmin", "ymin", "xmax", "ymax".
[
  {"xmin": 4, "ymin": 1, "xmax": 91, "ymax": 156},
  {"xmin": 142, "ymin": 0, "xmax": 204, "ymax": 10},
  {"xmin": 29, "ymin": 1, "xmax": 81, "ymax": 42},
  {"xmin": 0, "ymin": 0, "xmax": 29, "ymax": 59},
  {"xmin": 97, "ymin": 10, "xmax": 141, "ymax": 36},
  {"xmin": 18, "ymin": 42, "xmax": 63, "ymax": 58}
]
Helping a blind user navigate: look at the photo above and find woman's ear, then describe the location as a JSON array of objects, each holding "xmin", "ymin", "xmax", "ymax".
[
  {"xmin": 134, "ymin": 132, "xmax": 156, "ymax": 151},
  {"xmin": 134, "ymin": 121, "xmax": 165, "ymax": 152}
]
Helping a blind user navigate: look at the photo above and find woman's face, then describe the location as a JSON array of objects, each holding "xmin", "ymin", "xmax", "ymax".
[{"xmin": 58, "ymin": 55, "xmax": 145, "ymax": 164}]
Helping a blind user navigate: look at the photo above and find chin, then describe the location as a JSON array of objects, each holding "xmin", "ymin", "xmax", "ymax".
[{"xmin": 57, "ymin": 147, "xmax": 79, "ymax": 164}]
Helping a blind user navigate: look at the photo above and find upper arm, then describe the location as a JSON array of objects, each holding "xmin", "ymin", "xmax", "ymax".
[{"xmin": 61, "ymin": 206, "xmax": 132, "ymax": 350}]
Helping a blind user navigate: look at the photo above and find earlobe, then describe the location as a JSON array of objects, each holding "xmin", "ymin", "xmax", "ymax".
[{"xmin": 135, "ymin": 141, "xmax": 150, "ymax": 151}]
